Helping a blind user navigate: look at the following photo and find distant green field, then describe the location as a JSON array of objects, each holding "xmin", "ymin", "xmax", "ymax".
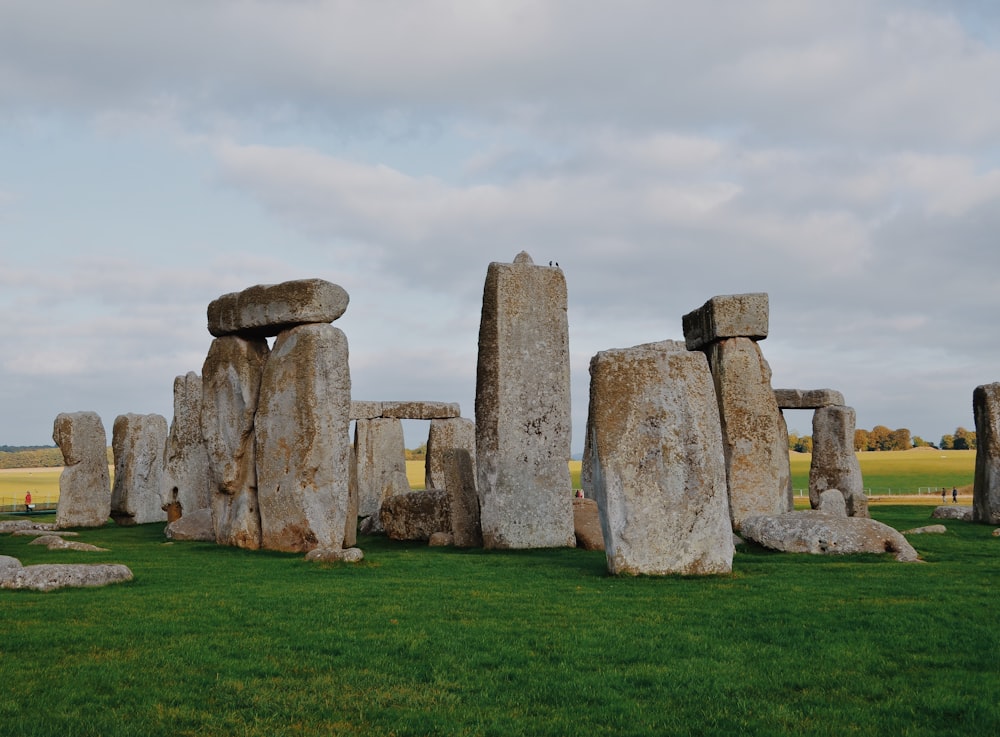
[
  {"xmin": 7, "ymin": 452, "xmax": 975, "ymax": 506},
  {"xmin": 790, "ymin": 449, "xmax": 975, "ymax": 496}
]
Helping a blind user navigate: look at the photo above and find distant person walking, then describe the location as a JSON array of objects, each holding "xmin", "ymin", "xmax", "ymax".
[
  {"xmin": 24, "ymin": 491, "xmax": 32, "ymax": 513},
  {"xmin": 953, "ymin": 487, "xmax": 958, "ymax": 503},
  {"xmin": 941, "ymin": 487, "xmax": 947, "ymax": 503}
]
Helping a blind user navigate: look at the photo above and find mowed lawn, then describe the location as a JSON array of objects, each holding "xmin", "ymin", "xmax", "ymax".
[{"xmin": 2, "ymin": 504, "xmax": 999, "ymax": 737}]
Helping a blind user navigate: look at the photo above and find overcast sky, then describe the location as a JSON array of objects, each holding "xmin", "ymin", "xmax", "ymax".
[{"xmin": 2, "ymin": 1, "xmax": 998, "ymax": 452}]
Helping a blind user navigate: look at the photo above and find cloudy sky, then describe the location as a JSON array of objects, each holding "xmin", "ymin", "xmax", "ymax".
[{"xmin": 2, "ymin": 1, "xmax": 998, "ymax": 452}]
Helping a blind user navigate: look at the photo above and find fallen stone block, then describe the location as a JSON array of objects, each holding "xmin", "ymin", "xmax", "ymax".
[
  {"xmin": 164, "ymin": 508, "xmax": 216, "ymax": 542},
  {"xmin": 304, "ymin": 547, "xmax": 364, "ymax": 563},
  {"xmin": 1, "ymin": 563, "xmax": 134, "ymax": 591},
  {"xmin": 28, "ymin": 535, "xmax": 109, "ymax": 552},
  {"xmin": 381, "ymin": 489, "xmax": 450, "ymax": 542},
  {"xmin": 740, "ymin": 512, "xmax": 920, "ymax": 562},
  {"xmin": 931, "ymin": 505, "xmax": 973, "ymax": 521},
  {"xmin": 902, "ymin": 525, "xmax": 947, "ymax": 535}
]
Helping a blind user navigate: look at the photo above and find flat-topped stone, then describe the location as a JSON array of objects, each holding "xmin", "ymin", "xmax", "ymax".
[
  {"xmin": 682, "ymin": 293, "xmax": 769, "ymax": 350},
  {"xmin": 350, "ymin": 401, "xmax": 384, "ymax": 420},
  {"xmin": 379, "ymin": 401, "xmax": 460, "ymax": 420},
  {"xmin": 349, "ymin": 401, "xmax": 461, "ymax": 420},
  {"xmin": 207, "ymin": 278, "xmax": 349, "ymax": 338},
  {"xmin": 774, "ymin": 389, "xmax": 846, "ymax": 409}
]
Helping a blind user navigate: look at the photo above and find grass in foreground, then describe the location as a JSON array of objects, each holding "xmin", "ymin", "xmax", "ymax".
[{"xmin": 1, "ymin": 506, "xmax": 999, "ymax": 737}]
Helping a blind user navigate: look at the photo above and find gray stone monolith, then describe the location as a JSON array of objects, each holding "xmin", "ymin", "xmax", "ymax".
[
  {"xmin": 53, "ymin": 412, "xmax": 111, "ymax": 529},
  {"xmin": 425, "ymin": 418, "xmax": 476, "ymax": 490},
  {"xmin": 255, "ymin": 323, "xmax": 353, "ymax": 552},
  {"xmin": 201, "ymin": 335, "xmax": 269, "ymax": 549},
  {"xmin": 110, "ymin": 413, "xmax": 168, "ymax": 526},
  {"xmin": 587, "ymin": 343, "xmax": 733, "ymax": 575},
  {"xmin": 809, "ymin": 405, "xmax": 867, "ymax": 517},
  {"xmin": 973, "ymin": 382, "xmax": 1000, "ymax": 524},
  {"xmin": 160, "ymin": 372, "xmax": 212, "ymax": 520},
  {"xmin": 705, "ymin": 337, "xmax": 792, "ymax": 529},
  {"xmin": 475, "ymin": 251, "xmax": 574, "ymax": 549},
  {"xmin": 441, "ymin": 448, "xmax": 482, "ymax": 547},
  {"xmin": 354, "ymin": 418, "xmax": 407, "ymax": 521}
]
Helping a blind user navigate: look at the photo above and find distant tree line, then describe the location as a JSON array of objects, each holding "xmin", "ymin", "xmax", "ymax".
[{"xmin": 789, "ymin": 425, "xmax": 978, "ymax": 453}]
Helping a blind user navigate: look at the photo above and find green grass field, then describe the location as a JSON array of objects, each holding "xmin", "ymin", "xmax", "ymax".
[
  {"xmin": 790, "ymin": 449, "xmax": 976, "ymax": 497},
  {"xmin": 1, "ymin": 506, "xmax": 998, "ymax": 736}
]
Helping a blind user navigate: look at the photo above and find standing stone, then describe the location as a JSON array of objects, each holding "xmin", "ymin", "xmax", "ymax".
[
  {"xmin": 160, "ymin": 372, "xmax": 212, "ymax": 520},
  {"xmin": 255, "ymin": 323, "xmax": 353, "ymax": 552},
  {"xmin": 475, "ymin": 251, "xmax": 574, "ymax": 549},
  {"xmin": 201, "ymin": 335, "xmax": 269, "ymax": 549},
  {"xmin": 973, "ymin": 383, "xmax": 1000, "ymax": 524},
  {"xmin": 441, "ymin": 448, "xmax": 482, "ymax": 547},
  {"xmin": 705, "ymin": 337, "xmax": 792, "ymax": 529},
  {"xmin": 809, "ymin": 405, "xmax": 867, "ymax": 517},
  {"xmin": 425, "ymin": 418, "xmax": 476, "ymax": 490},
  {"xmin": 588, "ymin": 343, "xmax": 733, "ymax": 575},
  {"xmin": 53, "ymin": 412, "xmax": 111, "ymax": 529},
  {"xmin": 110, "ymin": 413, "xmax": 168, "ymax": 526},
  {"xmin": 354, "ymin": 418, "xmax": 407, "ymax": 520}
]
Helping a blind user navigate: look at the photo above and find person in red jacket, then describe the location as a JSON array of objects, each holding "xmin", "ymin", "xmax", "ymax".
[{"xmin": 24, "ymin": 491, "xmax": 33, "ymax": 512}]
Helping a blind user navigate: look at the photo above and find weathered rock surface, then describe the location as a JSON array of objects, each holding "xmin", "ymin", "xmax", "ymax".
[
  {"xmin": 931, "ymin": 505, "xmax": 973, "ymax": 521},
  {"xmin": 973, "ymin": 382, "xmax": 1000, "ymax": 524},
  {"xmin": 741, "ymin": 512, "xmax": 920, "ymax": 562},
  {"xmin": 380, "ymin": 489, "xmax": 451, "ymax": 541},
  {"xmin": 816, "ymin": 489, "xmax": 848, "ymax": 517},
  {"xmin": 441, "ymin": 448, "xmax": 482, "ymax": 548},
  {"xmin": 809, "ymin": 405, "xmax": 867, "ymax": 517},
  {"xmin": 587, "ymin": 343, "xmax": 733, "ymax": 575},
  {"xmin": 201, "ymin": 335, "xmax": 269, "ymax": 549},
  {"xmin": 53, "ymin": 411, "xmax": 112, "ymax": 529},
  {"xmin": 580, "ymin": 340, "xmax": 687, "ymax": 498},
  {"xmin": 773, "ymin": 389, "xmax": 846, "ymax": 409},
  {"xmin": 0, "ymin": 521, "xmax": 57, "ymax": 534},
  {"xmin": 475, "ymin": 252, "xmax": 574, "ymax": 549},
  {"xmin": 425, "ymin": 418, "xmax": 476, "ymax": 490},
  {"xmin": 28, "ymin": 535, "xmax": 108, "ymax": 552},
  {"xmin": 207, "ymin": 278, "xmax": 349, "ymax": 338},
  {"xmin": 705, "ymin": 337, "xmax": 792, "ymax": 528},
  {"xmin": 354, "ymin": 418, "xmax": 407, "ymax": 520},
  {"xmin": 0, "ymin": 563, "xmax": 133, "ymax": 591},
  {"xmin": 350, "ymin": 401, "xmax": 385, "ymax": 420},
  {"xmin": 572, "ymin": 497, "xmax": 604, "ymax": 551},
  {"xmin": 682, "ymin": 293, "xmax": 769, "ymax": 351},
  {"xmin": 111, "ymin": 413, "xmax": 168, "ymax": 526},
  {"xmin": 304, "ymin": 547, "xmax": 364, "ymax": 563},
  {"xmin": 429, "ymin": 531, "xmax": 454, "ymax": 547},
  {"xmin": 902, "ymin": 524, "xmax": 947, "ymax": 535},
  {"xmin": 164, "ymin": 507, "xmax": 216, "ymax": 541},
  {"xmin": 256, "ymin": 323, "xmax": 353, "ymax": 552},
  {"xmin": 0, "ymin": 555, "xmax": 20, "ymax": 571},
  {"xmin": 379, "ymin": 401, "xmax": 461, "ymax": 420},
  {"xmin": 160, "ymin": 372, "xmax": 212, "ymax": 519}
]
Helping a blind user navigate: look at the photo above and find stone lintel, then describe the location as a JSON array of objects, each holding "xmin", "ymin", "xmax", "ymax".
[
  {"xmin": 350, "ymin": 401, "xmax": 384, "ymax": 420},
  {"xmin": 207, "ymin": 278, "xmax": 349, "ymax": 338},
  {"xmin": 350, "ymin": 401, "xmax": 461, "ymax": 421},
  {"xmin": 774, "ymin": 389, "xmax": 846, "ymax": 410},
  {"xmin": 379, "ymin": 401, "xmax": 460, "ymax": 420},
  {"xmin": 682, "ymin": 293, "xmax": 769, "ymax": 350}
]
